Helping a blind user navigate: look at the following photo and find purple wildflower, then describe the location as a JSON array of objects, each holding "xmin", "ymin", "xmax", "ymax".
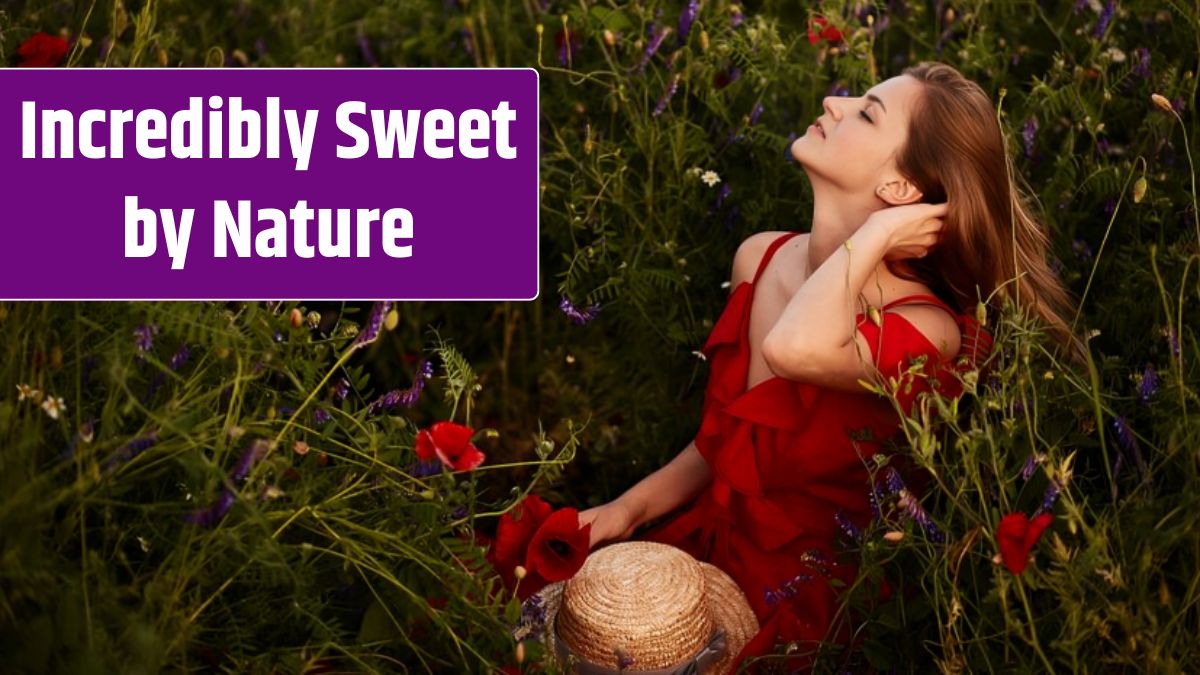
[
  {"xmin": 1139, "ymin": 363, "xmax": 1158, "ymax": 403},
  {"xmin": 559, "ymin": 294, "xmax": 601, "ymax": 325},
  {"xmin": 764, "ymin": 571, "xmax": 815, "ymax": 606},
  {"xmin": 868, "ymin": 486, "xmax": 883, "ymax": 519},
  {"xmin": 134, "ymin": 323, "xmax": 158, "ymax": 353},
  {"xmin": 835, "ymin": 509, "xmax": 864, "ymax": 542},
  {"xmin": 278, "ymin": 405, "xmax": 296, "ymax": 417},
  {"xmin": 1021, "ymin": 453, "xmax": 1044, "ymax": 481},
  {"xmin": 748, "ymin": 102, "xmax": 764, "ymax": 126},
  {"xmin": 1071, "ymin": 238, "xmax": 1093, "ymax": 261},
  {"xmin": 783, "ymin": 131, "xmax": 797, "ymax": 162},
  {"xmin": 730, "ymin": 5, "xmax": 743, "ymax": 28},
  {"xmin": 1133, "ymin": 47, "xmax": 1151, "ymax": 78},
  {"xmin": 1035, "ymin": 478, "xmax": 1062, "ymax": 516},
  {"xmin": 1111, "ymin": 415, "xmax": 1146, "ymax": 477},
  {"xmin": 637, "ymin": 26, "xmax": 672, "ymax": 74},
  {"xmin": 231, "ymin": 440, "xmax": 270, "ymax": 483},
  {"xmin": 1166, "ymin": 326, "xmax": 1181, "ymax": 360},
  {"xmin": 884, "ymin": 466, "xmax": 906, "ymax": 495},
  {"xmin": 677, "ymin": 0, "xmax": 698, "ymax": 46},
  {"xmin": 358, "ymin": 31, "xmax": 377, "ymax": 67},
  {"xmin": 555, "ymin": 28, "xmax": 581, "ymax": 67},
  {"xmin": 314, "ymin": 407, "xmax": 332, "ymax": 424},
  {"xmin": 898, "ymin": 490, "xmax": 945, "ymax": 543},
  {"xmin": 1073, "ymin": 0, "xmax": 1087, "ymax": 13},
  {"xmin": 652, "ymin": 74, "xmax": 681, "ymax": 117},
  {"xmin": 103, "ymin": 428, "xmax": 160, "ymax": 471},
  {"xmin": 169, "ymin": 343, "xmax": 190, "ymax": 371},
  {"xmin": 185, "ymin": 489, "xmax": 236, "ymax": 527},
  {"xmin": 353, "ymin": 301, "xmax": 393, "ymax": 349},
  {"xmin": 514, "ymin": 592, "xmax": 549, "ymax": 642},
  {"xmin": 1092, "ymin": 1, "xmax": 1116, "ymax": 40},
  {"xmin": 714, "ymin": 183, "xmax": 732, "ymax": 210},
  {"xmin": 334, "ymin": 377, "xmax": 351, "ymax": 402},
  {"xmin": 1022, "ymin": 117, "xmax": 1038, "ymax": 160},
  {"xmin": 366, "ymin": 359, "xmax": 434, "ymax": 415},
  {"xmin": 408, "ymin": 459, "xmax": 443, "ymax": 478}
]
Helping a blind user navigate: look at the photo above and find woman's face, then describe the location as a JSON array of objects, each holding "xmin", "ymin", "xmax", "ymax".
[{"xmin": 790, "ymin": 74, "xmax": 923, "ymax": 196}]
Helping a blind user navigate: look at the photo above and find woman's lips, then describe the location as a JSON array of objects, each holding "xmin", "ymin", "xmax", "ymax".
[{"xmin": 808, "ymin": 123, "xmax": 824, "ymax": 138}]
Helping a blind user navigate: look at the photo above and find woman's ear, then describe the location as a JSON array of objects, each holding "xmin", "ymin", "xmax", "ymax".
[{"xmin": 875, "ymin": 179, "xmax": 924, "ymax": 206}]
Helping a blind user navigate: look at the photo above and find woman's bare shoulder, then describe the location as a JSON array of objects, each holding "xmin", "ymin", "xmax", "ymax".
[{"xmin": 731, "ymin": 231, "xmax": 808, "ymax": 287}]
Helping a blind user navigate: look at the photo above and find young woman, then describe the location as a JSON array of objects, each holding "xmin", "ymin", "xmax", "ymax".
[{"xmin": 576, "ymin": 61, "xmax": 1088, "ymax": 672}]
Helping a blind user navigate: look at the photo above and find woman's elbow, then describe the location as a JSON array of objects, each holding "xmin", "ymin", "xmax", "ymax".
[{"xmin": 762, "ymin": 335, "xmax": 815, "ymax": 381}]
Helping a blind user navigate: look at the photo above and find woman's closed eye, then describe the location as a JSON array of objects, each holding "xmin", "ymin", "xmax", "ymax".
[{"xmin": 859, "ymin": 109, "xmax": 873, "ymax": 124}]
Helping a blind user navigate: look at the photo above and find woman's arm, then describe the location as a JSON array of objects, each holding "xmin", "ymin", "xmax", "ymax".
[{"xmin": 614, "ymin": 439, "xmax": 711, "ymax": 529}]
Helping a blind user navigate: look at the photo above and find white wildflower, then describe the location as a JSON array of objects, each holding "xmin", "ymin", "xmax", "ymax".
[
  {"xmin": 16, "ymin": 384, "xmax": 38, "ymax": 401},
  {"xmin": 700, "ymin": 170, "xmax": 721, "ymax": 187},
  {"xmin": 41, "ymin": 395, "xmax": 65, "ymax": 420}
]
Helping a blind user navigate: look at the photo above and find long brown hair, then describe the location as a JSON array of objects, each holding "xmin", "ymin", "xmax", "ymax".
[{"xmin": 883, "ymin": 61, "xmax": 1090, "ymax": 368}]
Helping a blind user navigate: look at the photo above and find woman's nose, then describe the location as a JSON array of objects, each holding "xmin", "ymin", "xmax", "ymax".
[{"xmin": 821, "ymin": 96, "xmax": 841, "ymax": 120}]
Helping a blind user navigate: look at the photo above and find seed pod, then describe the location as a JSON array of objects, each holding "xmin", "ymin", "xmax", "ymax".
[
  {"xmin": 867, "ymin": 304, "xmax": 883, "ymax": 327},
  {"xmin": 975, "ymin": 301, "xmax": 987, "ymax": 327}
]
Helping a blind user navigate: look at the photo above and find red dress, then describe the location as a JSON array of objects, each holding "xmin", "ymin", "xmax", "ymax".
[{"xmin": 636, "ymin": 231, "xmax": 993, "ymax": 673}]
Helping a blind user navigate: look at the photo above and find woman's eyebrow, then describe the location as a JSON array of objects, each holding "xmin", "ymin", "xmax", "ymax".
[{"xmin": 866, "ymin": 93, "xmax": 888, "ymax": 114}]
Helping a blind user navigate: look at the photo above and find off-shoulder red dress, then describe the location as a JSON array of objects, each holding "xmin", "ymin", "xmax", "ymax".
[{"xmin": 636, "ymin": 231, "xmax": 993, "ymax": 673}]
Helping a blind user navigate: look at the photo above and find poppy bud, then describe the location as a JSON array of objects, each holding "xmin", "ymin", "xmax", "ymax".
[
  {"xmin": 1151, "ymin": 93, "xmax": 1173, "ymax": 112},
  {"xmin": 603, "ymin": 29, "xmax": 616, "ymax": 47},
  {"xmin": 699, "ymin": 30, "xmax": 709, "ymax": 50},
  {"xmin": 514, "ymin": 565, "xmax": 527, "ymax": 580},
  {"xmin": 290, "ymin": 308, "xmax": 304, "ymax": 329},
  {"xmin": 1133, "ymin": 176, "xmax": 1147, "ymax": 203},
  {"xmin": 516, "ymin": 640, "xmax": 526, "ymax": 664}
]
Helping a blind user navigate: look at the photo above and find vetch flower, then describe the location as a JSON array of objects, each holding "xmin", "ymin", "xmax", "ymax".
[
  {"xmin": 1092, "ymin": 0, "xmax": 1116, "ymax": 39},
  {"xmin": 184, "ymin": 489, "xmax": 236, "ymax": 527},
  {"xmin": 231, "ymin": 439, "xmax": 271, "ymax": 482},
  {"xmin": 897, "ymin": 489, "xmax": 945, "ymax": 543},
  {"xmin": 1138, "ymin": 363, "xmax": 1158, "ymax": 403},
  {"xmin": 1021, "ymin": 452, "xmax": 1046, "ymax": 481},
  {"xmin": 334, "ymin": 377, "xmax": 351, "ymax": 401},
  {"xmin": 103, "ymin": 428, "xmax": 160, "ymax": 470},
  {"xmin": 677, "ymin": 0, "xmax": 698, "ymax": 46},
  {"xmin": 17, "ymin": 32, "xmax": 70, "ymax": 67},
  {"xmin": 1111, "ymin": 414, "xmax": 1146, "ymax": 478},
  {"xmin": 352, "ymin": 301, "xmax": 393, "ymax": 349},
  {"xmin": 713, "ymin": 183, "xmax": 732, "ymax": 210},
  {"xmin": 637, "ymin": 26, "xmax": 672, "ymax": 74},
  {"xmin": 313, "ymin": 407, "xmax": 332, "ymax": 424},
  {"xmin": 652, "ymin": 74, "xmax": 681, "ymax": 117},
  {"xmin": 1022, "ymin": 117, "xmax": 1038, "ymax": 160},
  {"xmin": 559, "ymin": 294, "xmax": 601, "ymax": 325},
  {"xmin": 729, "ymin": 4, "xmax": 744, "ymax": 29},
  {"xmin": 134, "ymin": 323, "xmax": 158, "ymax": 353},
  {"xmin": 996, "ymin": 512, "xmax": 1054, "ymax": 575},
  {"xmin": 415, "ymin": 421, "xmax": 486, "ymax": 472},
  {"xmin": 834, "ymin": 509, "xmax": 864, "ymax": 543},
  {"xmin": 764, "ymin": 570, "xmax": 815, "ymax": 606},
  {"xmin": 1035, "ymin": 478, "xmax": 1063, "ymax": 516},
  {"xmin": 367, "ymin": 359, "xmax": 434, "ymax": 414}
]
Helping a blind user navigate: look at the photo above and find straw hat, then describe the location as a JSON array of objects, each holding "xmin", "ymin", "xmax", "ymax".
[{"xmin": 526, "ymin": 541, "xmax": 759, "ymax": 674}]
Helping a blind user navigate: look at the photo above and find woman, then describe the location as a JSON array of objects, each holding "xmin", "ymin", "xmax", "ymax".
[{"xmin": 576, "ymin": 61, "xmax": 1088, "ymax": 672}]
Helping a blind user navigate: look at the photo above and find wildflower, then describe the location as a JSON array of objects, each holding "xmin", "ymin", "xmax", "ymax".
[
  {"xmin": 352, "ymin": 301, "xmax": 393, "ymax": 349},
  {"xmin": 700, "ymin": 170, "xmax": 721, "ymax": 187},
  {"xmin": 749, "ymin": 102, "xmax": 764, "ymax": 126},
  {"xmin": 231, "ymin": 439, "xmax": 271, "ymax": 483},
  {"xmin": 16, "ymin": 384, "xmax": 39, "ymax": 401},
  {"xmin": 415, "ymin": 420, "xmax": 486, "ymax": 472},
  {"xmin": 1072, "ymin": 0, "xmax": 1087, "ymax": 14},
  {"xmin": 184, "ymin": 489, "xmax": 236, "ymax": 527},
  {"xmin": 41, "ymin": 395, "xmax": 66, "ymax": 420},
  {"xmin": 554, "ymin": 27, "xmax": 582, "ymax": 67},
  {"xmin": 103, "ymin": 428, "xmax": 160, "ymax": 470},
  {"xmin": 1022, "ymin": 117, "xmax": 1038, "ymax": 160},
  {"xmin": 306, "ymin": 311, "xmax": 322, "ymax": 329},
  {"xmin": 677, "ymin": 0, "xmax": 698, "ymax": 45},
  {"xmin": 334, "ymin": 377, "xmax": 351, "ymax": 401},
  {"xmin": 652, "ymin": 74, "xmax": 681, "ymax": 117},
  {"xmin": 897, "ymin": 489, "xmax": 945, "ymax": 543},
  {"xmin": 764, "ymin": 570, "xmax": 815, "ymax": 605},
  {"xmin": 525, "ymin": 508, "xmax": 591, "ymax": 582},
  {"xmin": 637, "ymin": 26, "xmax": 672, "ymax": 73},
  {"xmin": 1036, "ymin": 478, "xmax": 1063, "ymax": 516},
  {"xmin": 883, "ymin": 466, "xmax": 906, "ymax": 495},
  {"xmin": 134, "ymin": 323, "xmax": 158, "ymax": 352},
  {"xmin": 1111, "ymin": 414, "xmax": 1146, "ymax": 477},
  {"xmin": 882, "ymin": 531, "xmax": 906, "ymax": 543},
  {"xmin": 168, "ymin": 343, "xmax": 190, "ymax": 370},
  {"xmin": 996, "ymin": 512, "xmax": 1054, "ymax": 575},
  {"xmin": 17, "ymin": 32, "xmax": 70, "ymax": 67},
  {"xmin": 1071, "ymin": 238, "xmax": 1093, "ymax": 261},
  {"xmin": 827, "ymin": 82, "xmax": 850, "ymax": 97},
  {"xmin": 407, "ymin": 459, "xmax": 442, "ymax": 478},
  {"xmin": 834, "ymin": 509, "xmax": 864, "ymax": 542},
  {"xmin": 513, "ymin": 592, "xmax": 548, "ymax": 642},
  {"xmin": 294, "ymin": 440, "xmax": 310, "ymax": 456},
  {"xmin": 1138, "ymin": 363, "xmax": 1158, "ymax": 403},
  {"xmin": 314, "ymin": 407, "xmax": 332, "ymax": 424},
  {"xmin": 714, "ymin": 183, "xmax": 732, "ymax": 210},
  {"xmin": 730, "ymin": 5, "xmax": 744, "ymax": 29},
  {"xmin": 616, "ymin": 650, "xmax": 636, "ymax": 670},
  {"xmin": 807, "ymin": 15, "xmax": 843, "ymax": 45},
  {"xmin": 559, "ymin": 294, "xmax": 601, "ymax": 325},
  {"xmin": 367, "ymin": 359, "xmax": 434, "ymax": 414},
  {"xmin": 1092, "ymin": 0, "xmax": 1116, "ymax": 39},
  {"xmin": 1021, "ymin": 452, "xmax": 1045, "ymax": 481}
]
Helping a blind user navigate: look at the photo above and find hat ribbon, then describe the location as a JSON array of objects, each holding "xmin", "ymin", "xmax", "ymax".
[{"xmin": 553, "ymin": 623, "xmax": 728, "ymax": 675}]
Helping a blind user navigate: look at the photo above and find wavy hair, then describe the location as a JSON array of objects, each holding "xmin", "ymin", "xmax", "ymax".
[{"xmin": 883, "ymin": 61, "xmax": 1090, "ymax": 367}]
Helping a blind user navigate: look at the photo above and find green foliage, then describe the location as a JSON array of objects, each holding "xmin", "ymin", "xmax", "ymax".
[{"xmin": 2, "ymin": 0, "xmax": 1200, "ymax": 672}]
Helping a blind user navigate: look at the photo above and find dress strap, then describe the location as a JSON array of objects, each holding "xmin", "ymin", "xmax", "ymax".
[
  {"xmin": 881, "ymin": 293, "xmax": 957, "ymax": 315},
  {"xmin": 753, "ymin": 232, "xmax": 804, "ymax": 284}
]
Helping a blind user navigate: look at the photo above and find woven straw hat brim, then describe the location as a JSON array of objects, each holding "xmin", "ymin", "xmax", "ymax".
[{"xmin": 533, "ymin": 542, "xmax": 759, "ymax": 674}]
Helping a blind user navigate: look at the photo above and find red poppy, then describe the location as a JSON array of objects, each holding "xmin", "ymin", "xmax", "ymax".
[
  {"xmin": 415, "ymin": 421, "xmax": 486, "ymax": 472},
  {"xmin": 488, "ymin": 494, "xmax": 554, "ymax": 576},
  {"xmin": 807, "ymin": 16, "xmax": 843, "ymax": 45},
  {"xmin": 524, "ymin": 507, "xmax": 591, "ymax": 583},
  {"xmin": 17, "ymin": 32, "xmax": 70, "ymax": 67},
  {"xmin": 996, "ymin": 512, "xmax": 1054, "ymax": 575}
]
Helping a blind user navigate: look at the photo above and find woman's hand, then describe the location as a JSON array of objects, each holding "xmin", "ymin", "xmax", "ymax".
[
  {"xmin": 865, "ymin": 201, "xmax": 949, "ymax": 261},
  {"xmin": 578, "ymin": 500, "xmax": 640, "ymax": 550}
]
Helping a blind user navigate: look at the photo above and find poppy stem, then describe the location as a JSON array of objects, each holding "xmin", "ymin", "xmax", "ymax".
[{"xmin": 1014, "ymin": 574, "xmax": 1057, "ymax": 672}]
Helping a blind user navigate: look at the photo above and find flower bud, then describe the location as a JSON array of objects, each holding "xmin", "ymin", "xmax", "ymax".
[
  {"xmin": 603, "ymin": 29, "xmax": 616, "ymax": 47},
  {"xmin": 516, "ymin": 640, "xmax": 526, "ymax": 664},
  {"xmin": 699, "ymin": 30, "xmax": 709, "ymax": 51},
  {"xmin": 883, "ymin": 531, "xmax": 905, "ymax": 543},
  {"xmin": 536, "ymin": 24, "xmax": 544, "ymax": 37},
  {"xmin": 1151, "ymin": 93, "xmax": 1173, "ymax": 112},
  {"xmin": 290, "ymin": 308, "xmax": 304, "ymax": 329},
  {"xmin": 384, "ymin": 307, "xmax": 400, "ymax": 331},
  {"xmin": 514, "ymin": 564, "xmax": 527, "ymax": 580},
  {"xmin": 1133, "ymin": 176, "xmax": 1147, "ymax": 203}
]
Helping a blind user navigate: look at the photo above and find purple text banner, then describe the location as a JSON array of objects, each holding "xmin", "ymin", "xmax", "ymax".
[{"xmin": 1, "ymin": 68, "xmax": 539, "ymax": 300}]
